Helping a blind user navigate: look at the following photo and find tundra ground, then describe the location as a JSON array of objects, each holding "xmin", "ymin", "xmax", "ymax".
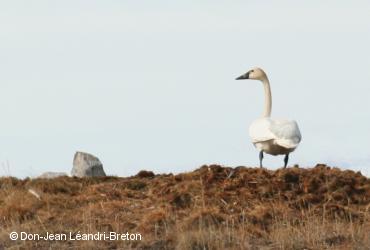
[{"xmin": 0, "ymin": 164, "xmax": 369, "ymax": 249}]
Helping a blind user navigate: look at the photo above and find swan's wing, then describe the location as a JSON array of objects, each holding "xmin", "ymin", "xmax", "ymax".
[
  {"xmin": 249, "ymin": 118, "xmax": 302, "ymax": 149},
  {"xmin": 269, "ymin": 119, "xmax": 302, "ymax": 149},
  {"xmin": 249, "ymin": 118, "xmax": 276, "ymax": 143}
]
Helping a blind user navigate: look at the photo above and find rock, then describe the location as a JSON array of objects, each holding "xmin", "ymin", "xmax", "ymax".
[
  {"xmin": 38, "ymin": 172, "xmax": 68, "ymax": 179},
  {"xmin": 71, "ymin": 151, "xmax": 106, "ymax": 177}
]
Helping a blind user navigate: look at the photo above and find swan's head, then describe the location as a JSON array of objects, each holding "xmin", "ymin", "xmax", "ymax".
[{"xmin": 235, "ymin": 67, "xmax": 267, "ymax": 81}]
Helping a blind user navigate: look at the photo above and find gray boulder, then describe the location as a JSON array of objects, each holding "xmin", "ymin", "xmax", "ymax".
[
  {"xmin": 71, "ymin": 151, "xmax": 106, "ymax": 177},
  {"xmin": 38, "ymin": 172, "xmax": 68, "ymax": 179}
]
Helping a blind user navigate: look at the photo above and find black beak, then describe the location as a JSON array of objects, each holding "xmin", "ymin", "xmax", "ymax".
[{"xmin": 235, "ymin": 71, "xmax": 250, "ymax": 80}]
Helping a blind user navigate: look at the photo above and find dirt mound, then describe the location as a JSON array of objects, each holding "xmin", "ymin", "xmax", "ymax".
[{"xmin": 0, "ymin": 164, "xmax": 369, "ymax": 249}]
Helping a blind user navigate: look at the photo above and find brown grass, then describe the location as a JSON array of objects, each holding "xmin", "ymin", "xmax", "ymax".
[{"xmin": 0, "ymin": 164, "xmax": 369, "ymax": 249}]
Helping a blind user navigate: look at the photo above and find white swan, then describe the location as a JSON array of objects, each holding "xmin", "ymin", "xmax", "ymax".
[{"xmin": 236, "ymin": 67, "xmax": 301, "ymax": 168}]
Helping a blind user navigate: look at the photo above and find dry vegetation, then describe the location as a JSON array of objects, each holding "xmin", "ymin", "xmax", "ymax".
[{"xmin": 0, "ymin": 164, "xmax": 369, "ymax": 249}]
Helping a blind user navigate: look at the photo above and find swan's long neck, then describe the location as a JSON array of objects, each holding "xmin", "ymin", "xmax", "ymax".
[{"xmin": 261, "ymin": 77, "xmax": 272, "ymax": 117}]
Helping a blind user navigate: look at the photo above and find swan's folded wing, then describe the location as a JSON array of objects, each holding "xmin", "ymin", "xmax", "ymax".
[
  {"xmin": 269, "ymin": 119, "xmax": 302, "ymax": 149},
  {"xmin": 249, "ymin": 118, "xmax": 276, "ymax": 143}
]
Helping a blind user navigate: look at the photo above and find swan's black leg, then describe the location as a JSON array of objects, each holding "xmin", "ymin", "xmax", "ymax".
[
  {"xmin": 259, "ymin": 151, "xmax": 264, "ymax": 168},
  {"xmin": 284, "ymin": 154, "xmax": 289, "ymax": 168}
]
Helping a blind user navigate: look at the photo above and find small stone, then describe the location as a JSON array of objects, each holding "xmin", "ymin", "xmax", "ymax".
[{"xmin": 38, "ymin": 172, "xmax": 68, "ymax": 179}]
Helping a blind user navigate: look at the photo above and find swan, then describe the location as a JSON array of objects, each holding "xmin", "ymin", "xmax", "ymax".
[{"xmin": 236, "ymin": 67, "xmax": 301, "ymax": 168}]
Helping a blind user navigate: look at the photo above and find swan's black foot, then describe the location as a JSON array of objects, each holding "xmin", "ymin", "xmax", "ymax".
[
  {"xmin": 259, "ymin": 151, "xmax": 264, "ymax": 168},
  {"xmin": 284, "ymin": 154, "xmax": 289, "ymax": 168}
]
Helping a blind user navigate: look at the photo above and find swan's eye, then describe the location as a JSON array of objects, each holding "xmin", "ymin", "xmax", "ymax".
[{"xmin": 250, "ymin": 70, "xmax": 254, "ymax": 73}]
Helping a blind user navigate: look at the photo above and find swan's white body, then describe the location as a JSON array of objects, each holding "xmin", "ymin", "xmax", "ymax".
[
  {"xmin": 236, "ymin": 67, "xmax": 301, "ymax": 167},
  {"xmin": 249, "ymin": 117, "xmax": 301, "ymax": 155}
]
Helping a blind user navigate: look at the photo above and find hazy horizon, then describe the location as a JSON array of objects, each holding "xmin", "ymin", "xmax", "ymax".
[{"xmin": 1, "ymin": 1, "xmax": 370, "ymax": 178}]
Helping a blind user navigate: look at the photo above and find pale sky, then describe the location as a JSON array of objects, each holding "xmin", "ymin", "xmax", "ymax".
[{"xmin": 1, "ymin": 1, "xmax": 370, "ymax": 178}]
